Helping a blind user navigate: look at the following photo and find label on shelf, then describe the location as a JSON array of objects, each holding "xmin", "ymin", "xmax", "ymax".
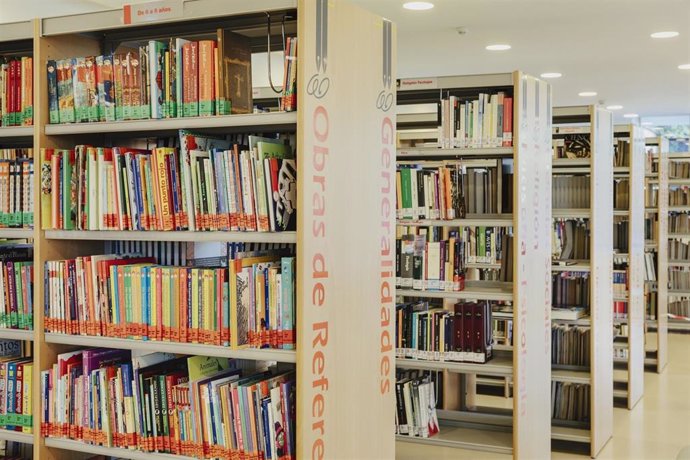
[{"xmin": 123, "ymin": 0, "xmax": 183, "ymax": 25}]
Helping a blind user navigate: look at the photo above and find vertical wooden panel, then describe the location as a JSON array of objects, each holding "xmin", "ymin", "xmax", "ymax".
[
  {"xmin": 627, "ymin": 125, "xmax": 646, "ymax": 408},
  {"xmin": 656, "ymin": 149, "xmax": 669, "ymax": 372},
  {"xmin": 512, "ymin": 72, "xmax": 552, "ymax": 459},
  {"xmin": 590, "ymin": 106, "xmax": 613, "ymax": 457},
  {"xmin": 296, "ymin": 1, "xmax": 396, "ymax": 459}
]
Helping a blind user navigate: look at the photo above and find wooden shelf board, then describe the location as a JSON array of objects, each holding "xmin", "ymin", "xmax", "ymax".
[
  {"xmin": 0, "ymin": 428, "xmax": 33, "ymax": 444},
  {"xmin": 668, "ymin": 319, "xmax": 690, "ymax": 331},
  {"xmin": 0, "ymin": 228, "xmax": 33, "ymax": 239},
  {"xmin": 44, "ymin": 112, "xmax": 297, "ymax": 135},
  {"xmin": 668, "ymin": 260, "xmax": 690, "ymax": 267},
  {"xmin": 553, "ymin": 209, "xmax": 590, "ymax": 219},
  {"xmin": 668, "ymin": 206, "xmax": 690, "ymax": 212},
  {"xmin": 551, "ymin": 426, "xmax": 591, "ymax": 443},
  {"xmin": 669, "ymin": 234, "xmax": 690, "ymax": 239},
  {"xmin": 466, "ymin": 262, "xmax": 502, "ymax": 270},
  {"xmin": 552, "ymin": 260, "xmax": 590, "ymax": 272},
  {"xmin": 397, "ymin": 282, "xmax": 513, "ymax": 301},
  {"xmin": 44, "ymin": 333, "xmax": 297, "ymax": 363},
  {"xmin": 551, "ymin": 316, "xmax": 591, "ymax": 326},
  {"xmin": 0, "ymin": 126, "xmax": 33, "ymax": 139},
  {"xmin": 397, "ymin": 147, "xmax": 514, "ymax": 158},
  {"xmin": 396, "ymin": 355, "xmax": 513, "ymax": 377},
  {"xmin": 44, "ymin": 230, "xmax": 297, "ymax": 244},
  {"xmin": 552, "ymin": 158, "xmax": 591, "ymax": 167},
  {"xmin": 551, "ymin": 369, "xmax": 591, "ymax": 385},
  {"xmin": 0, "ymin": 328, "xmax": 33, "ymax": 341},
  {"xmin": 668, "ymin": 290, "xmax": 690, "ymax": 296},
  {"xmin": 613, "ymin": 166, "xmax": 630, "ymax": 173},
  {"xmin": 397, "ymin": 215, "xmax": 514, "ymax": 227},
  {"xmin": 396, "ymin": 424, "xmax": 512, "ymax": 454},
  {"xmin": 613, "ymin": 210, "xmax": 630, "ymax": 217},
  {"xmin": 45, "ymin": 438, "xmax": 193, "ymax": 460}
]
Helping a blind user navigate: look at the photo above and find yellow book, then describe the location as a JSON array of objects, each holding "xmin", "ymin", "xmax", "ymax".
[
  {"xmin": 150, "ymin": 266, "xmax": 159, "ymax": 340},
  {"xmin": 191, "ymin": 268, "xmax": 200, "ymax": 342},
  {"xmin": 170, "ymin": 268, "xmax": 180, "ymax": 342},
  {"xmin": 202, "ymin": 269, "xmax": 214, "ymax": 344},
  {"xmin": 22, "ymin": 362, "xmax": 33, "ymax": 434},
  {"xmin": 162, "ymin": 267, "xmax": 171, "ymax": 340}
]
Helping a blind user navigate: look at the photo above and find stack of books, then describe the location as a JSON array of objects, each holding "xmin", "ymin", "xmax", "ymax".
[{"xmin": 0, "ymin": 57, "xmax": 33, "ymax": 127}]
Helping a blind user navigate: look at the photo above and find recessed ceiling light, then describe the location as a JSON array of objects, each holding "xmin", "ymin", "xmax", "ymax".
[
  {"xmin": 540, "ymin": 72, "xmax": 562, "ymax": 79},
  {"xmin": 623, "ymin": 113, "xmax": 639, "ymax": 118},
  {"xmin": 578, "ymin": 91, "xmax": 597, "ymax": 97},
  {"xmin": 651, "ymin": 31, "xmax": 679, "ymax": 38},
  {"xmin": 679, "ymin": 63, "xmax": 690, "ymax": 70},
  {"xmin": 403, "ymin": 1, "xmax": 434, "ymax": 10},
  {"xmin": 486, "ymin": 44, "xmax": 511, "ymax": 51},
  {"xmin": 606, "ymin": 105, "xmax": 623, "ymax": 110}
]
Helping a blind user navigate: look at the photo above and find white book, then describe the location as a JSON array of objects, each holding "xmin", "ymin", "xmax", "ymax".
[
  {"xmin": 426, "ymin": 242, "xmax": 441, "ymax": 290},
  {"xmin": 410, "ymin": 168, "xmax": 418, "ymax": 219}
]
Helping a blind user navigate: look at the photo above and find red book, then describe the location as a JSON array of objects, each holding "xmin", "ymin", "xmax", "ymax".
[
  {"xmin": 463, "ymin": 302, "xmax": 475, "ymax": 354},
  {"xmin": 502, "ymin": 97, "xmax": 513, "ymax": 147},
  {"xmin": 453, "ymin": 302, "xmax": 464, "ymax": 358},
  {"xmin": 180, "ymin": 268, "xmax": 189, "ymax": 343},
  {"xmin": 473, "ymin": 302, "xmax": 485, "ymax": 357}
]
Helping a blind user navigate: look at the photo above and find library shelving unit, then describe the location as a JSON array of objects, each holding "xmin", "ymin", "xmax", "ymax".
[
  {"xmin": 0, "ymin": 18, "xmax": 36, "ymax": 448},
  {"xmin": 643, "ymin": 136, "xmax": 668, "ymax": 373},
  {"xmin": 395, "ymin": 72, "xmax": 553, "ymax": 458},
  {"xmin": 32, "ymin": 1, "xmax": 397, "ymax": 459},
  {"xmin": 551, "ymin": 105, "xmax": 614, "ymax": 457},
  {"xmin": 611, "ymin": 124, "xmax": 646, "ymax": 409},
  {"xmin": 664, "ymin": 150, "xmax": 690, "ymax": 332}
]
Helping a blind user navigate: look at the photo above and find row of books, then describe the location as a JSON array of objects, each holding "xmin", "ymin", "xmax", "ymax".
[
  {"xmin": 552, "ymin": 176, "xmax": 590, "ymax": 209},
  {"xmin": 0, "ymin": 441, "xmax": 32, "ymax": 459},
  {"xmin": 552, "ymin": 272, "xmax": 590, "ymax": 309},
  {"xmin": 394, "ymin": 370, "xmax": 439, "ymax": 438},
  {"xmin": 46, "ymin": 30, "xmax": 268, "ymax": 124},
  {"xmin": 396, "ymin": 226, "xmax": 513, "ymax": 290},
  {"xmin": 644, "ymin": 252, "xmax": 657, "ymax": 282},
  {"xmin": 280, "ymin": 37, "xmax": 298, "ymax": 112},
  {"xmin": 0, "ymin": 356, "xmax": 33, "ymax": 433},
  {"xmin": 645, "ymin": 291, "xmax": 658, "ymax": 320},
  {"xmin": 395, "ymin": 301, "xmax": 493, "ymax": 363},
  {"xmin": 613, "ymin": 301, "xmax": 628, "ymax": 320},
  {"xmin": 0, "ymin": 57, "xmax": 33, "ymax": 127},
  {"xmin": 43, "ymin": 250, "xmax": 296, "ymax": 350},
  {"xmin": 613, "ymin": 270, "xmax": 628, "ymax": 297},
  {"xmin": 396, "ymin": 161, "xmax": 512, "ymax": 220},
  {"xmin": 613, "ymin": 179, "xmax": 629, "ymax": 210},
  {"xmin": 613, "ymin": 139, "xmax": 630, "ymax": 167},
  {"xmin": 492, "ymin": 314, "xmax": 513, "ymax": 346},
  {"xmin": 645, "ymin": 186, "xmax": 658, "ymax": 208},
  {"xmin": 669, "ymin": 268, "xmax": 690, "ymax": 291},
  {"xmin": 552, "ymin": 219, "xmax": 589, "ymax": 261},
  {"xmin": 668, "ymin": 161, "xmax": 690, "ymax": 179},
  {"xmin": 644, "ymin": 216, "xmax": 658, "ymax": 241},
  {"xmin": 669, "ymin": 213, "xmax": 690, "ymax": 234},
  {"xmin": 669, "ymin": 298, "xmax": 690, "ymax": 318},
  {"xmin": 41, "ymin": 351, "xmax": 295, "ymax": 460},
  {"xmin": 0, "ymin": 149, "xmax": 33, "ymax": 228},
  {"xmin": 551, "ymin": 324, "xmax": 590, "ymax": 367},
  {"xmin": 41, "ymin": 132, "xmax": 296, "ymax": 232},
  {"xmin": 669, "ymin": 187, "xmax": 690, "ymax": 206},
  {"xmin": 551, "ymin": 381, "xmax": 590, "ymax": 422},
  {"xmin": 552, "ymin": 133, "xmax": 590, "ymax": 159},
  {"xmin": 613, "ymin": 220, "xmax": 630, "ymax": 252},
  {"xmin": 0, "ymin": 255, "xmax": 33, "ymax": 331},
  {"xmin": 437, "ymin": 92, "xmax": 513, "ymax": 149},
  {"xmin": 669, "ymin": 239, "xmax": 690, "ymax": 261}
]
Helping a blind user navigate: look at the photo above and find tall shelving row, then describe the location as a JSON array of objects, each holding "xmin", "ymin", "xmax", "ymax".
[
  {"xmin": 662, "ymin": 149, "xmax": 690, "ymax": 332},
  {"xmin": 551, "ymin": 105, "xmax": 613, "ymax": 457},
  {"xmin": 610, "ymin": 124, "xmax": 646, "ymax": 409},
  {"xmin": 3, "ymin": 1, "xmax": 402, "ymax": 459},
  {"xmin": 394, "ymin": 72, "xmax": 553, "ymax": 458},
  {"xmin": 643, "ymin": 136, "xmax": 668, "ymax": 373},
  {"xmin": 0, "ymin": 18, "xmax": 36, "ymax": 454}
]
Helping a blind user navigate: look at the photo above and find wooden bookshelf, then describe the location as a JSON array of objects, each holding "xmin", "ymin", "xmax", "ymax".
[
  {"xmin": 610, "ymin": 124, "xmax": 645, "ymax": 410},
  {"xmin": 663, "ymin": 151, "xmax": 690, "ymax": 333},
  {"xmin": 0, "ymin": 428, "xmax": 34, "ymax": 445},
  {"xmin": 643, "ymin": 136, "xmax": 668, "ymax": 373},
  {"xmin": 395, "ymin": 72, "xmax": 553, "ymax": 458},
  {"xmin": 551, "ymin": 105, "xmax": 614, "ymax": 457},
  {"xmin": 30, "ymin": 1, "xmax": 397, "ymax": 459}
]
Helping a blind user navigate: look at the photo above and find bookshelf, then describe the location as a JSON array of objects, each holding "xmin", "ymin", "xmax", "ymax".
[
  {"xmin": 395, "ymin": 72, "xmax": 553, "ymax": 458},
  {"xmin": 551, "ymin": 105, "xmax": 613, "ymax": 457},
  {"xmin": 663, "ymin": 151, "xmax": 690, "ymax": 333},
  {"xmin": 30, "ymin": 1, "xmax": 397, "ymax": 459},
  {"xmin": 609, "ymin": 124, "xmax": 645, "ymax": 409},
  {"xmin": 643, "ymin": 136, "xmax": 668, "ymax": 373}
]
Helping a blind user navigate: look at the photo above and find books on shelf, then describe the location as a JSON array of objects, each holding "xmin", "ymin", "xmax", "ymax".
[
  {"xmin": 280, "ymin": 37, "xmax": 298, "ymax": 112},
  {"xmin": 46, "ymin": 30, "xmax": 294, "ymax": 124},
  {"xmin": 552, "ymin": 324, "xmax": 590, "ymax": 366},
  {"xmin": 0, "ymin": 244, "xmax": 33, "ymax": 331},
  {"xmin": 613, "ymin": 179, "xmax": 629, "ymax": 210},
  {"xmin": 552, "ymin": 176, "xmax": 590, "ymax": 209},
  {"xmin": 0, "ymin": 149, "xmax": 34, "ymax": 229},
  {"xmin": 41, "ymin": 350, "xmax": 296, "ymax": 459},
  {"xmin": 0, "ymin": 356, "xmax": 33, "ymax": 434},
  {"xmin": 669, "ymin": 238, "xmax": 690, "ymax": 261},
  {"xmin": 669, "ymin": 298, "xmax": 690, "ymax": 318},
  {"xmin": 437, "ymin": 92, "xmax": 513, "ymax": 149},
  {"xmin": 551, "ymin": 307, "xmax": 586, "ymax": 321},
  {"xmin": 613, "ymin": 139, "xmax": 630, "ymax": 167},
  {"xmin": 394, "ymin": 370, "xmax": 439, "ymax": 438},
  {"xmin": 613, "ymin": 269, "xmax": 628, "ymax": 297},
  {"xmin": 669, "ymin": 160, "xmax": 690, "ymax": 179},
  {"xmin": 551, "ymin": 381, "xmax": 590, "ymax": 423},
  {"xmin": 0, "ymin": 57, "xmax": 33, "ymax": 127},
  {"xmin": 669, "ymin": 213, "xmax": 690, "ymax": 234},
  {"xmin": 613, "ymin": 220, "xmax": 629, "ymax": 252},
  {"xmin": 43, "ymin": 248, "xmax": 296, "ymax": 350},
  {"xmin": 552, "ymin": 272, "xmax": 590, "ymax": 310},
  {"xmin": 669, "ymin": 267, "xmax": 690, "ymax": 292},
  {"xmin": 644, "ymin": 252, "xmax": 657, "ymax": 282},
  {"xmin": 552, "ymin": 219, "xmax": 590, "ymax": 261},
  {"xmin": 395, "ymin": 300, "xmax": 493, "ymax": 364},
  {"xmin": 669, "ymin": 187, "xmax": 690, "ymax": 206},
  {"xmin": 40, "ymin": 131, "xmax": 296, "ymax": 233},
  {"xmin": 552, "ymin": 133, "xmax": 591, "ymax": 159}
]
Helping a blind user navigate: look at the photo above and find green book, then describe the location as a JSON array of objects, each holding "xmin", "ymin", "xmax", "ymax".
[
  {"xmin": 186, "ymin": 355, "xmax": 231, "ymax": 382},
  {"xmin": 400, "ymin": 168, "xmax": 412, "ymax": 219}
]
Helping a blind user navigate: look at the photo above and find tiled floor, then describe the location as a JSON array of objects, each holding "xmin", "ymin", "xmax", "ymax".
[{"xmin": 396, "ymin": 333, "xmax": 690, "ymax": 460}]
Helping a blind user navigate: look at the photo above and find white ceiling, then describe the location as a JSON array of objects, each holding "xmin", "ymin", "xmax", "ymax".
[{"xmin": 2, "ymin": 0, "xmax": 689, "ymax": 122}]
